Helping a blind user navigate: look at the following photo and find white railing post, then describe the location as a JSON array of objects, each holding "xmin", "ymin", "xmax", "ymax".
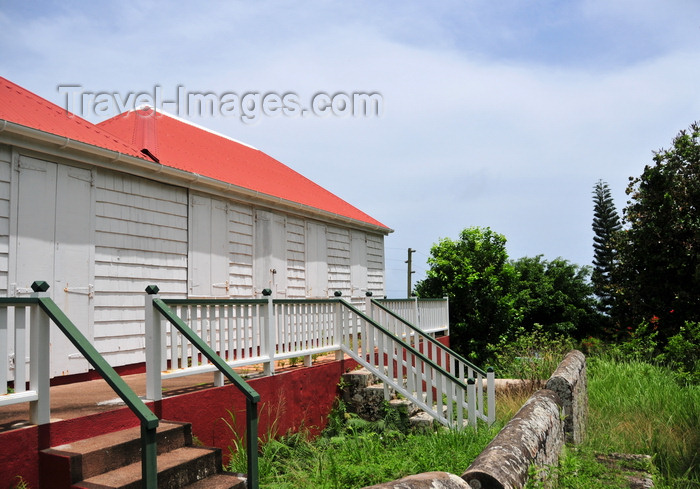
[
  {"xmin": 413, "ymin": 297, "xmax": 420, "ymax": 329},
  {"xmin": 444, "ymin": 296, "xmax": 450, "ymax": 336},
  {"xmin": 145, "ymin": 285, "xmax": 162, "ymax": 402},
  {"xmin": 487, "ymin": 367, "xmax": 496, "ymax": 424},
  {"xmin": 467, "ymin": 377, "xmax": 477, "ymax": 428},
  {"xmin": 29, "ymin": 285, "xmax": 50, "ymax": 425},
  {"xmin": 263, "ymin": 290, "xmax": 275, "ymax": 375},
  {"xmin": 0, "ymin": 307, "xmax": 7, "ymax": 395},
  {"xmin": 365, "ymin": 294, "xmax": 373, "ymax": 323},
  {"xmin": 334, "ymin": 298, "xmax": 343, "ymax": 361}
]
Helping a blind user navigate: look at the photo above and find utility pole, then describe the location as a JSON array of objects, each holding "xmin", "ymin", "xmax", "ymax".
[{"xmin": 406, "ymin": 248, "xmax": 416, "ymax": 298}]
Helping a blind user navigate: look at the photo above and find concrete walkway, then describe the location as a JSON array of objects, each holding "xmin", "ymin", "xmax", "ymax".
[
  {"xmin": 0, "ymin": 370, "xmax": 227, "ymax": 431},
  {"xmin": 1, "ymin": 358, "xmax": 526, "ymax": 433},
  {"xmin": 0, "ymin": 355, "xmax": 343, "ymax": 432}
]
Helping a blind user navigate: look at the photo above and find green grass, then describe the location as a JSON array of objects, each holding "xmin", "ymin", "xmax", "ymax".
[
  {"xmin": 225, "ymin": 354, "xmax": 699, "ymax": 488},
  {"xmin": 552, "ymin": 356, "xmax": 699, "ymax": 489},
  {"xmin": 537, "ymin": 445, "xmax": 659, "ymax": 489},
  {"xmin": 11, "ymin": 476, "xmax": 30, "ymax": 489},
  {"xmin": 226, "ymin": 401, "xmax": 510, "ymax": 489}
]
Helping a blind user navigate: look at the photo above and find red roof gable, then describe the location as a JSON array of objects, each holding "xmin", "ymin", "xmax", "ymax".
[
  {"xmin": 98, "ymin": 108, "xmax": 389, "ymax": 230},
  {"xmin": 0, "ymin": 77, "xmax": 389, "ymax": 231},
  {"xmin": 0, "ymin": 77, "xmax": 146, "ymax": 159}
]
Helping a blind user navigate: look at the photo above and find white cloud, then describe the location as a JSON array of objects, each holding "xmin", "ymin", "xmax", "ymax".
[{"xmin": 2, "ymin": 0, "xmax": 699, "ymax": 295}]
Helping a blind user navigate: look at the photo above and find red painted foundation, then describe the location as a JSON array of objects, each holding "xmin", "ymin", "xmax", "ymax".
[
  {"xmin": 1, "ymin": 335, "xmax": 450, "ymax": 489},
  {"xmin": 1, "ymin": 358, "xmax": 360, "ymax": 489}
]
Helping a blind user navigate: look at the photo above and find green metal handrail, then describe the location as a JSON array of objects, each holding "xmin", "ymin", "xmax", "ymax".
[
  {"xmin": 338, "ymin": 298, "xmax": 467, "ymax": 390},
  {"xmin": 371, "ymin": 298, "xmax": 487, "ymax": 377},
  {"xmin": 0, "ymin": 282, "xmax": 159, "ymax": 488},
  {"xmin": 151, "ymin": 297, "xmax": 260, "ymax": 489}
]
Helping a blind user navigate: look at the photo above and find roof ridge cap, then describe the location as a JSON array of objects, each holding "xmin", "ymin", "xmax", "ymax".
[{"xmin": 122, "ymin": 105, "xmax": 260, "ymax": 152}]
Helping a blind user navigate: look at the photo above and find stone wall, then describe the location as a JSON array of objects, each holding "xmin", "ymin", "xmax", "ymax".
[
  {"xmin": 461, "ymin": 389, "xmax": 564, "ymax": 489},
  {"xmin": 545, "ymin": 350, "xmax": 587, "ymax": 444},
  {"xmin": 361, "ymin": 350, "xmax": 588, "ymax": 489}
]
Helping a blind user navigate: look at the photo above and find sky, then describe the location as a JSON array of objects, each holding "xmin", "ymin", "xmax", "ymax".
[{"xmin": 2, "ymin": 0, "xmax": 699, "ymax": 297}]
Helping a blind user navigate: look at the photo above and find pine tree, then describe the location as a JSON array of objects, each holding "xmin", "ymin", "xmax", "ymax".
[{"xmin": 591, "ymin": 180, "xmax": 621, "ymax": 316}]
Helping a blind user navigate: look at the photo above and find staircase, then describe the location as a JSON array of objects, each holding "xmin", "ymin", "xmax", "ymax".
[
  {"xmin": 338, "ymin": 299, "xmax": 495, "ymax": 429},
  {"xmin": 341, "ymin": 367, "xmax": 442, "ymax": 430},
  {"xmin": 40, "ymin": 421, "xmax": 245, "ymax": 489}
]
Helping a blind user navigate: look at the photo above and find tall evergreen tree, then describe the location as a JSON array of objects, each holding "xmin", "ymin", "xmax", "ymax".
[
  {"xmin": 614, "ymin": 123, "xmax": 700, "ymax": 341},
  {"xmin": 591, "ymin": 180, "xmax": 621, "ymax": 317}
]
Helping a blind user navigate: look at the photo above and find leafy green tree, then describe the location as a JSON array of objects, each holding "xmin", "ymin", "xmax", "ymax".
[
  {"xmin": 511, "ymin": 255, "xmax": 599, "ymax": 337},
  {"xmin": 414, "ymin": 227, "xmax": 517, "ymax": 360},
  {"xmin": 415, "ymin": 228, "xmax": 601, "ymax": 361},
  {"xmin": 591, "ymin": 180, "xmax": 621, "ymax": 317},
  {"xmin": 613, "ymin": 122, "xmax": 700, "ymax": 342}
]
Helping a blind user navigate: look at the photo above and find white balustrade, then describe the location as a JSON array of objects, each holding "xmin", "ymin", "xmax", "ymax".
[{"xmin": 144, "ymin": 293, "xmax": 495, "ymax": 429}]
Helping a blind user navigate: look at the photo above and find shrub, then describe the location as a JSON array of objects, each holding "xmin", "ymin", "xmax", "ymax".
[
  {"xmin": 660, "ymin": 321, "xmax": 700, "ymax": 385},
  {"xmin": 487, "ymin": 324, "xmax": 575, "ymax": 384}
]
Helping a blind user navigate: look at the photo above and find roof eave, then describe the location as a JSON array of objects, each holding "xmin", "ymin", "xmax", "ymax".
[{"xmin": 0, "ymin": 119, "xmax": 393, "ymax": 235}]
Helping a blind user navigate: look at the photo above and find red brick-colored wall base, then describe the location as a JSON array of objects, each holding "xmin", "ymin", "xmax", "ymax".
[
  {"xmin": 2, "ymin": 357, "xmax": 361, "ymax": 489},
  {"xmin": 2, "ymin": 335, "xmax": 450, "ymax": 489}
]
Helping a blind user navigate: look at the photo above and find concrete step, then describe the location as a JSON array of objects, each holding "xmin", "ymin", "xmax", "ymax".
[
  {"xmin": 72, "ymin": 446, "xmax": 222, "ymax": 489},
  {"xmin": 41, "ymin": 421, "xmax": 192, "ymax": 486},
  {"xmin": 181, "ymin": 473, "xmax": 247, "ymax": 489}
]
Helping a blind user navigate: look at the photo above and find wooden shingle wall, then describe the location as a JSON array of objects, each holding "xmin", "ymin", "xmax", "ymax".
[
  {"xmin": 93, "ymin": 171, "xmax": 188, "ymax": 363},
  {"xmin": 0, "ymin": 144, "xmax": 386, "ymax": 373}
]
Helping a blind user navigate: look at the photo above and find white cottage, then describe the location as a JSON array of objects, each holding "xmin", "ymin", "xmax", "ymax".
[{"xmin": 0, "ymin": 77, "xmax": 392, "ymax": 378}]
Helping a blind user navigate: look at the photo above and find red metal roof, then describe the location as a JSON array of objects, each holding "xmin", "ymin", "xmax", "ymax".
[
  {"xmin": 98, "ymin": 108, "xmax": 389, "ymax": 230},
  {"xmin": 0, "ymin": 77, "xmax": 389, "ymax": 230},
  {"xmin": 0, "ymin": 77, "xmax": 146, "ymax": 159}
]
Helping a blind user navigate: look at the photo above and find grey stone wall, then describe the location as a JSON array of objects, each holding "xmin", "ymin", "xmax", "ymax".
[
  {"xmin": 545, "ymin": 349, "xmax": 587, "ymax": 444},
  {"xmin": 363, "ymin": 472, "xmax": 472, "ymax": 489},
  {"xmin": 461, "ymin": 389, "xmax": 564, "ymax": 489},
  {"xmin": 360, "ymin": 350, "xmax": 588, "ymax": 489}
]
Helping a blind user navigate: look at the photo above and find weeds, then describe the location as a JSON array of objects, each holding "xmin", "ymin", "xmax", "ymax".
[
  {"xmin": 225, "ymin": 396, "xmax": 507, "ymax": 489},
  {"xmin": 585, "ymin": 356, "xmax": 699, "ymax": 487},
  {"xmin": 11, "ymin": 476, "xmax": 30, "ymax": 489},
  {"xmin": 526, "ymin": 446, "xmax": 654, "ymax": 489},
  {"xmin": 487, "ymin": 324, "xmax": 575, "ymax": 385}
]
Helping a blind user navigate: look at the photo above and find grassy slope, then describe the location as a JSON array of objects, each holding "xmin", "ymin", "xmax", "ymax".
[{"xmin": 566, "ymin": 357, "xmax": 699, "ymax": 489}]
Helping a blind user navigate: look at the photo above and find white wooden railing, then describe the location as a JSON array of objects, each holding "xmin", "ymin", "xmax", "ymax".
[
  {"xmin": 0, "ymin": 298, "xmax": 44, "ymax": 418},
  {"xmin": 0, "ymin": 284, "xmax": 161, "ymax": 488},
  {"xmin": 366, "ymin": 298, "xmax": 494, "ymax": 424},
  {"xmin": 375, "ymin": 297, "xmax": 449, "ymax": 335},
  {"xmin": 146, "ymin": 292, "xmax": 494, "ymax": 428}
]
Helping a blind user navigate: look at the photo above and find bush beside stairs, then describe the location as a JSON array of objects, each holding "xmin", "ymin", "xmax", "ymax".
[
  {"xmin": 340, "ymin": 368, "xmax": 438, "ymax": 430},
  {"xmin": 39, "ymin": 421, "xmax": 245, "ymax": 489}
]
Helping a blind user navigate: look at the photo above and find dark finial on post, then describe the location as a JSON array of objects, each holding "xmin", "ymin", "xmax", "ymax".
[
  {"xmin": 31, "ymin": 281, "xmax": 50, "ymax": 292},
  {"xmin": 145, "ymin": 285, "xmax": 160, "ymax": 295}
]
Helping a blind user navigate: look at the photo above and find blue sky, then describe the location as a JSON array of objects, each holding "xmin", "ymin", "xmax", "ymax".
[{"xmin": 2, "ymin": 0, "xmax": 699, "ymax": 296}]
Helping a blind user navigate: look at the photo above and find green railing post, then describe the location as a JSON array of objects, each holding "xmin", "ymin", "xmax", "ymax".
[
  {"xmin": 150, "ymin": 294, "xmax": 260, "ymax": 489},
  {"xmin": 141, "ymin": 422, "xmax": 158, "ymax": 488},
  {"xmin": 246, "ymin": 397, "xmax": 259, "ymax": 489},
  {"xmin": 34, "ymin": 283, "xmax": 159, "ymax": 489}
]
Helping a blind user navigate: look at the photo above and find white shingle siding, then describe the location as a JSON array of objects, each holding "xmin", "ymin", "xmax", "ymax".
[
  {"xmin": 305, "ymin": 220, "xmax": 328, "ymax": 298},
  {"xmin": 286, "ymin": 217, "xmax": 306, "ymax": 299},
  {"xmin": 327, "ymin": 226, "xmax": 351, "ymax": 296},
  {"xmin": 93, "ymin": 171, "xmax": 188, "ymax": 359},
  {"xmin": 0, "ymin": 146, "xmax": 10, "ymax": 296},
  {"xmin": 228, "ymin": 202, "xmax": 255, "ymax": 297},
  {"xmin": 0, "ymin": 143, "xmax": 387, "ymax": 374},
  {"xmin": 367, "ymin": 233, "xmax": 385, "ymax": 297}
]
